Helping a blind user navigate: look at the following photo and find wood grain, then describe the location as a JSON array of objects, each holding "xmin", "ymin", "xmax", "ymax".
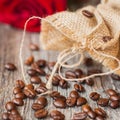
[{"xmin": 0, "ymin": 24, "xmax": 120, "ymax": 120}]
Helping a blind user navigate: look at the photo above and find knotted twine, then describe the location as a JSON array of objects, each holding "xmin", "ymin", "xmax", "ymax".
[{"xmin": 20, "ymin": 0, "xmax": 120, "ymax": 94}]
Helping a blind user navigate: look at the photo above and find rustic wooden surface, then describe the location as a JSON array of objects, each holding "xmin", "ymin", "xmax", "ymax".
[{"xmin": 0, "ymin": 24, "xmax": 120, "ymax": 120}]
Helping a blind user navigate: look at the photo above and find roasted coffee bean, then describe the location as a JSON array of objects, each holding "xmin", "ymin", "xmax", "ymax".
[
  {"xmin": 53, "ymin": 99, "xmax": 66, "ymax": 108},
  {"xmin": 106, "ymin": 89, "xmax": 118, "ymax": 96},
  {"xmin": 35, "ymin": 84, "xmax": 47, "ymax": 94},
  {"xmin": 27, "ymin": 69, "xmax": 38, "ymax": 76},
  {"xmin": 109, "ymin": 101, "xmax": 119, "ymax": 109},
  {"xmin": 15, "ymin": 80, "xmax": 25, "ymax": 89},
  {"xmin": 53, "ymin": 95, "xmax": 66, "ymax": 101},
  {"xmin": 12, "ymin": 98, "xmax": 24, "ymax": 106},
  {"xmin": 82, "ymin": 10, "xmax": 94, "ymax": 18},
  {"xmin": 50, "ymin": 110, "xmax": 65, "ymax": 120},
  {"xmin": 9, "ymin": 114, "xmax": 22, "ymax": 120},
  {"xmin": 77, "ymin": 97, "xmax": 87, "ymax": 106},
  {"xmin": 23, "ymin": 87, "xmax": 36, "ymax": 99},
  {"xmin": 110, "ymin": 95, "xmax": 120, "ymax": 101},
  {"xmin": 35, "ymin": 68, "xmax": 46, "ymax": 76},
  {"xmin": 97, "ymin": 98, "xmax": 109, "ymax": 107},
  {"xmin": 46, "ymin": 74, "xmax": 60, "ymax": 86},
  {"xmin": 29, "ymin": 43, "xmax": 39, "ymax": 51},
  {"xmin": 66, "ymin": 97, "xmax": 76, "ymax": 107},
  {"xmin": 32, "ymin": 103, "xmax": 44, "ymax": 110},
  {"xmin": 59, "ymin": 79, "xmax": 68, "ymax": 89},
  {"xmin": 34, "ymin": 109, "xmax": 48, "ymax": 119},
  {"xmin": 85, "ymin": 78, "xmax": 94, "ymax": 86},
  {"xmin": 30, "ymin": 76, "xmax": 41, "ymax": 84},
  {"xmin": 47, "ymin": 61, "xmax": 56, "ymax": 71},
  {"xmin": 73, "ymin": 112, "xmax": 87, "ymax": 120},
  {"xmin": 25, "ymin": 84, "xmax": 34, "ymax": 89},
  {"xmin": 70, "ymin": 90, "xmax": 79, "ymax": 99},
  {"xmin": 65, "ymin": 70, "xmax": 77, "ymax": 79},
  {"xmin": 90, "ymin": 92, "xmax": 100, "ymax": 101},
  {"xmin": 36, "ymin": 96, "xmax": 47, "ymax": 107},
  {"xmin": 87, "ymin": 110, "xmax": 96, "ymax": 119},
  {"xmin": 15, "ymin": 92, "xmax": 26, "ymax": 99},
  {"xmin": 111, "ymin": 73, "xmax": 120, "ymax": 81},
  {"xmin": 95, "ymin": 116, "xmax": 105, "ymax": 120},
  {"xmin": 75, "ymin": 69, "xmax": 83, "ymax": 78},
  {"xmin": 2, "ymin": 112, "xmax": 10, "ymax": 120},
  {"xmin": 82, "ymin": 104, "xmax": 92, "ymax": 113},
  {"xmin": 84, "ymin": 57, "xmax": 93, "ymax": 67},
  {"xmin": 31, "ymin": 62, "xmax": 39, "ymax": 70},
  {"xmin": 13, "ymin": 87, "xmax": 22, "ymax": 95},
  {"xmin": 36, "ymin": 59, "xmax": 46, "ymax": 68},
  {"xmin": 102, "ymin": 36, "xmax": 112, "ymax": 42},
  {"xmin": 5, "ymin": 102, "xmax": 16, "ymax": 111},
  {"xmin": 94, "ymin": 108, "xmax": 106, "ymax": 118},
  {"xmin": 11, "ymin": 109, "xmax": 20, "ymax": 115},
  {"xmin": 25, "ymin": 56, "xmax": 34, "ymax": 66},
  {"xmin": 50, "ymin": 91, "xmax": 60, "ymax": 99},
  {"xmin": 5, "ymin": 63, "xmax": 16, "ymax": 71},
  {"xmin": 74, "ymin": 84, "xmax": 85, "ymax": 92}
]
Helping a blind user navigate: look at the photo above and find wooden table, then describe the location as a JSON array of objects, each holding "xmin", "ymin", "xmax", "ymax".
[{"xmin": 0, "ymin": 24, "xmax": 120, "ymax": 120}]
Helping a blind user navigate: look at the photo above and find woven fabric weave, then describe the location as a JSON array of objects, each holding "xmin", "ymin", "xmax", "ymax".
[{"xmin": 40, "ymin": 0, "xmax": 120, "ymax": 75}]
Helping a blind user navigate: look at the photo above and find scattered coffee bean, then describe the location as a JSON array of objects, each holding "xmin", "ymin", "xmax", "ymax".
[
  {"xmin": 84, "ymin": 57, "xmax": 93, "ymax": 67},
  {"xmin": 65, "ymin": 70, "xmax": 77, "ymax": 79},
  {"xmin": 94, "ymin": 108, "xmax": 106, "ymax": 118},
  {"xmin": 13, "ymin": 87, "xmax": 22, "ymax": 95},
  {"xmin": 95, "ymin": 116, "xmax": 105, "ymax": 120},
  {"xmin": 36, "ymin": 59, "xmax": 46, "ymax": 68},
  {"xmin": 97, "ymin": 98, "xmax": 109, "ymax": 107},
  {"xmin": 75, "ymin": 69, "xmax": 83, "ymax": 78},
  {"xmin": 5, "ymin": 63, "xmax": 16, "ymax": 71},
  {"xmin": 11, "ymin": 109, "xmax": 20, "ymax": 115},
  {"xmin": 82, "ymin": 104, "xmax": 92, "ymax": 113},
  {"xmin": 90, "ymin": 92, "xmax": 100, "ymax": 101},
  {"xmin": 29, "ymin": 43, "xmax": 39, "ymax": 51},
  {"xmin": 36, "ymin": 96, "xmax": 47, "ymax": 107},
  {"xmin": 47, "ymin": 61, "xmax": 56, "ymax": 71},
  {"xmin": 35, "ymin": 83, "xmax": 47, "ymax": 94},
  {"xmin": 66, "ymin": 97, "xmax": 76, "ymax": 107},
  {"xmin": 12, "ymin": 98, "xmax": 24, "ymax": 106},
  {"xmin": 34, "ymin": 109, "xmax": 48, "ymax": 119},
  {"xmin": 106, "ymin": 89, "xmax": 118, "ymax": 96},
  {"xmin": 82, "ymin": 10, "xmax": 94, "ymax": 18},
  {"xmin": 15, "ymin": 92, "xmax": 26, "ymax": 99},
  {"xmin": 5, "ymin": 101, "xmax": 16, "ymax": 111},
  {"xmin": 59, "ymin": 79, "xmax": 68, "ymax": 89},
  {"xmin": 111, "ymin": 73, "xmax": 120, "ymax": 81},
  {"xmin": 50, "ymin": 110, "xmax": 65, "ymax": 120},
  {"xmin": 110, "ymin": 95, "xmax": 120, "ymax": 101},
  {"xmin": 2, "ymin": 112, "xmax": 10, "ymax": 120},
  {"xmin": 15, "ymin": 80, "xmax": 25, "ymax": 89},
  {"xmin": 70, "ymin": 90, "xmax": 79, "ymax": 99},
  {"xmin": 9, "ymin": 114, "xmax": 23, "ymax": 120},
  {"xmin": 74, "ymin": 83, "xmax": 85, "ymax": 92},
  {"xmin": 27, "ymin": 69, "xmax": 38, "ymax": 76},
  {"xmin": 25, "ymin": 84, "xmax": 34, "ymax": 89},
  {"xmin": 102, "ymin": 36, "xmax": 112, "ymax": 42},
  {"xmin": 87, "ymin": 110, "xmax": 96, "ymax": 119},
  {"xmin": 109, "ymin": 101, "xmax": 119, "ymax": 109},
  {"xmin": 53, "ymin": 95, "xmax": 66, "ymax": 101},
  {"xmin": 32, "ymin": 103, "xmax": 44, "ymax": 110},
  {"xmin": 25, "ymin": 56, "xmax": 34, "ymax": 66},
  {"xmin": 53, "ymin": 99, "xmax": 66, "ymax": 108},
  {"xmin": 23, "ymin": 86, "xmax": 36, "ymax": 99},
  {"xmin": 50, "ymin": 91, "xmax": 60, "ymax": 99},
  {"xmin": 77, "ymin": 97, "xmax": 87, "ymax": 106},
  {"xmin": 73, "ymin": 112, "xmax": 87, "ymax": 120},
  {"xmin": 85, "ymin": 78, "xmax": 94, "ymax": 86},
  {"xmin": 35, "ymin": 68, "xmax": 46, "ymax": 76},
  {"xmin": 30, "ymin": 76, "xmax": 41, "ymax": 84}
]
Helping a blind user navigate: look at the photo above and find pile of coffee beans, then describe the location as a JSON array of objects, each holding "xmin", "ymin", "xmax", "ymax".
[{"xmin": 2, "ymin": 50, "xmax": 120, "ymax": 120}]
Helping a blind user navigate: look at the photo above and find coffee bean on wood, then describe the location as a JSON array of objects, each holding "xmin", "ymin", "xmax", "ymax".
[{"xmin": 5, "ymin": 63, "xmax": 16, "ymax": 71}]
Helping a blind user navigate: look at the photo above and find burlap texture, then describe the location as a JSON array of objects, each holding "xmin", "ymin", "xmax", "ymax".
[{"xmin": 40, "ymin": 0, "xmax": 120, "ymax": 75}]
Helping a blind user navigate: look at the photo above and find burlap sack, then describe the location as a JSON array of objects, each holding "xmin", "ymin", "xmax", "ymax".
[{"xmin": 40, "ymin": 0, "xmax": 120, "ymax": 75}]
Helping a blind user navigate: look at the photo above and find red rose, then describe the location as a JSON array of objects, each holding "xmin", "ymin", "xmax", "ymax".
[{"xmin": 0, "ymin": 0, "xmax": 67, "ymax": 32}]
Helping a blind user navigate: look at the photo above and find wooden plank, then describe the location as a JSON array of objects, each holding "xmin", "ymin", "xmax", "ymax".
[{"xmin": 0, "ymin": 24, "xmax": 120, "ymax": 120}]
